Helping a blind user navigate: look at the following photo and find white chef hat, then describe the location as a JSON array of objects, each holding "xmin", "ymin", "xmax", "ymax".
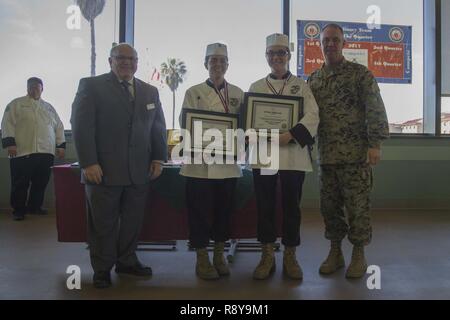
[
  {"xmin": 266, "ymin": 33, "xmax": 289, "ymax": 49},
  {"xmin": 205, "ymin": 43, "xmax": 228, "ymax": 58}
]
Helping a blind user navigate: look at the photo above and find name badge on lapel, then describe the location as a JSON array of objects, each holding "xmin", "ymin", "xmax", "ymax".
[{"xmin": 146, "ymin": 103, "xmax": 155, "ymax": 110}]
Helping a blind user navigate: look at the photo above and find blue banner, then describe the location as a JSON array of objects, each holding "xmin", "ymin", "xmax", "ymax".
[{"xmin": 297, "ymin": 20, "xmax": 412, "ymax": 84}]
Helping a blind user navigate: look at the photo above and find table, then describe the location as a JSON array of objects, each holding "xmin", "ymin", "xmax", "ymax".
[{"xmin": 53, "ymin": 165, "xmax": 284, "ymax": 243}]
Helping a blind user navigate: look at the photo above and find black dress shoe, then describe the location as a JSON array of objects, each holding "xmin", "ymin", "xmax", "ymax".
[
  {"xmin": 93, "ymin": 271, "xmax": 112, "ymax": 288},
  {"xmin": 12, "ymin": 211, "xmax": 25, "ymax": 221},
  {"xmin": 29, "ymin": 208, "xmax": 48, "ymax": 215},
  {"xmin": 115, "ymin": 263, "xmax": 152, "ymax": 277}
]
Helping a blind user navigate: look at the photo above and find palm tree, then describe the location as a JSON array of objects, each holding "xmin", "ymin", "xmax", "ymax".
[
  {"xmin": 76, "ymin": 0, "xmax": 106, "ymax": 76},
  {"xmin": 160, "ymin": 58, "xmax": 187, "ymax": 128}
]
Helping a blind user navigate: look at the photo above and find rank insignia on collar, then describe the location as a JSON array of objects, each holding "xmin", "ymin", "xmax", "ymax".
[
  {"xmin": 290, "ymin": 85, "xmax": 300, "ymax": 94},
  {"xmin": 230, "ymin": 98, "xmax": 239, "ymax": 107}
]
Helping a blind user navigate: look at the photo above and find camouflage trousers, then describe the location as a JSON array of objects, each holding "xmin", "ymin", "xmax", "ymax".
[{"xmin": 319, "ymin": 163, "xmax": 373, "ymax": 246}]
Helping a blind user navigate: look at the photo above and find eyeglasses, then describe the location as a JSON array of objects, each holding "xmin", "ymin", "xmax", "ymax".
[
  {"xmin": 112, "ymin": 55, "xmax": 138, "ymax": 63},
  {"xmin": 266, "ymin": 50, "xmax": 289, "ymax": 57},
  {"xmin": 208, "ymin": 57, "xmax": 228, "ymax": 65}
]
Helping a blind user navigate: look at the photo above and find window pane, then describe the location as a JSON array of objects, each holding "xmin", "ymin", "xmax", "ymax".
[
  {"xmin": 134, "ymin": 0, "xmax": 282, "ymax": 129},
  {"xmin": 442, "ymin": 97, "xmax": 450, "ymax": 135},
  {"xmin": 0, "ymin": 0, "xmax": 119, "ymax": 129},
  {"xmin": 291, "ymin": 0, "xmax": 424, "ymax": 134},
  {"xmin": 442, "ymin": 0, "xmax": 450, "ymax": 95}
]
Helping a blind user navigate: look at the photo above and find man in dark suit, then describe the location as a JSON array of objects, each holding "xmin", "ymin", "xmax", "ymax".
[{"xmin": 71, "ymin": 43, "xmax": 167, "ymax": 289}]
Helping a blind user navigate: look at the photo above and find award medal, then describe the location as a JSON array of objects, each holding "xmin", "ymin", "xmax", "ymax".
[
  {"xmin": 266, "ymin": 73, "xmax": 292, "ymax": 96},
  {"xmin": 213, "ymin": 81, "xmax": 230, "ymax": 113}
]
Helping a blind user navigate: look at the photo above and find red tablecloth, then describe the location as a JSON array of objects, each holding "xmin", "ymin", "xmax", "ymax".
[{"xmin": 53, "ymin": 165, "xmax": 283, "ymax": 242}]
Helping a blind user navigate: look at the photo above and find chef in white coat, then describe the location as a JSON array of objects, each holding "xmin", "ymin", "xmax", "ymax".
[
  {"xmin": 179, "ymin": 43, "xmax": 244, "ymax": 280},
  {"xmin": 1, "ymin": 77, "xmax": 65, "ymax": 221},
  {"xmin": 248, "ymin": 33, "xmax": 319, "ymax": 280}
]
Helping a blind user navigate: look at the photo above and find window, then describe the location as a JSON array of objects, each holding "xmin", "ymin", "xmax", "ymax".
[
  {"xmin": 290, "ymin": 0, "xmax": 424, "ymax": 134},
  {"xmin": 442, "ymin": 97, "xmax": 450, "ymax": 134},
  {"xmin": 441, "ymin": 0, "xmax": 450, "ymax": 134},
  {"xmin": 442, "ymin": 0, "xmax": 450, "ymax": 96},
  {"xmin": 0, "ymin": 0, "xmax": 119, "ymax": 129},
  {"xmin": 134, "ymin": 0, "xmax": 282, "ymax": 129},
  {"xmin": 1, "ymin": 0, "xmax": 442, "ymax": 136}
]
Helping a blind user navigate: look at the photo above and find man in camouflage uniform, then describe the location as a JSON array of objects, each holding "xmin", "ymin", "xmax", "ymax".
[{"xmin": 308, "ymin": 24, "xmax": 389, "ymax": 278}]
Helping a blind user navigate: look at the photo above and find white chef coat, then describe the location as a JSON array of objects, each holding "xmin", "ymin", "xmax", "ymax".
[
  {"xmin": 248, "ymin": 74, "xmax": 319, "ymax": 172},
  {"xmin": 180, "ymin": 80, "xmax": 244, "ymax": 179},
  {"xmin": 1, "ymin": 95, "xmax": 65, "ymax": 157}
]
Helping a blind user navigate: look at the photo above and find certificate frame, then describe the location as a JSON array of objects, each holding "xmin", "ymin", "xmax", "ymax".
[
  {"xmin": 167, "ymin": 129, "xmax": 181, "ymax": 146},
  {"xmin": 242, "ymin": 92, "xmax": 304, "ymax": 135},
  {"xmin": 166, "ymin": 129, "xmax": 181, "ymax": 161},
  {"xmin": 181, "ymin": 108, "xmax": 240, "ymax": 158}
]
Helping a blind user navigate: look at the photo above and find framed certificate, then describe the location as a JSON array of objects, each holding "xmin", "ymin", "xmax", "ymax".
[
  {"xmin": 181, "ymin": 108, "xmax": 239, "ymax": 157},
  {"xmin": 242, "ymin": 92, "xmax": 304, "ymax": 135}
]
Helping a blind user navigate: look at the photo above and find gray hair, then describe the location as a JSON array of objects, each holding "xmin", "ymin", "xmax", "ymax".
[{"xmin": 110, "ymin": 43, "xmax": 138, "ymax": 58}]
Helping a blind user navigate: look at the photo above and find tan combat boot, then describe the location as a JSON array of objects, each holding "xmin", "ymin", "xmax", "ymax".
[
  {"xmin": 213, "ymin": 242, "xmax": 230, "ymax": 276},
  {"xmin": 196, "ymin": 248, "xmax": 219, "ymax": 280},
  {"xmin": 253, "ymin": 243, "xmax": 276, "ymax": 280},
  {"xmin": 319, "ymin": 241, "xmax": 345, "ymax": 275},
  {"xmin": 345, "ymin": 245, "xmax": 368, "ymax": 279},
  {"xmin": 283, "ymin": 246, "xmax": 303, "ymax": 280}
]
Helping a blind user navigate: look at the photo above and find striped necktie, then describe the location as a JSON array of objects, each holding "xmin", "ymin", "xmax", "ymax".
[{"xmin": 121, "ymin": 81, "xmax": 134, "ymax": 102}]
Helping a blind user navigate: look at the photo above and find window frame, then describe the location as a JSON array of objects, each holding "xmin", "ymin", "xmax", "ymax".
[
  {"xmin": 283, "ymin": 0, "xmax": 441, "ymax": 137},
  {"xmin": 33, "ymin": 0, "xmax": 447, "ymax": 137}
]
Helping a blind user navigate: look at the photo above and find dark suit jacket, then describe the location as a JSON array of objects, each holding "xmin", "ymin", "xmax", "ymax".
[{"xmin": 71, "ymin": 72, "xmax": 167, "ymax": 186}]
